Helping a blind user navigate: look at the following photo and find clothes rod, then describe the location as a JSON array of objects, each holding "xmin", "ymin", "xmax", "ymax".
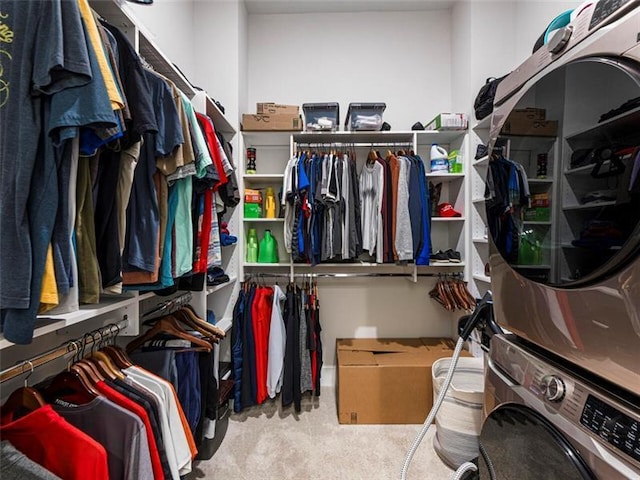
[
  {"xmin": 245, "ymin": 272, "xmax": 449, "ymax": 279},
  {"xmin": 0, "ymin": 318, "xmax": 129, "ymax": 384},
  {"xmin": 294, "ymin": 142, "xmax": 413, "ymax": 148},
  {"xmin": 141, "ymin": 291, "xmax": 192, "ymax": 318}
]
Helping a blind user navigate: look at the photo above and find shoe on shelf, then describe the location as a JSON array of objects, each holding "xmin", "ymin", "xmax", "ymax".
[
  {"xmin": 429, "ymin": 250, "xmax": 449, "ymax": 263},
  {"xmin": 445, "ymin": 249, "xmax": 462, "ymax": 263}
]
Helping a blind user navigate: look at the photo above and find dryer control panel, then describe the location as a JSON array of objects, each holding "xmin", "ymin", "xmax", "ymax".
[{"xmin": 581, "ymin": 395, "xmax": 640, "ymax": 463}]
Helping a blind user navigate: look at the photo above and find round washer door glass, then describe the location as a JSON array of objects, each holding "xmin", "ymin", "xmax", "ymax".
[
  {"xmin": 487, "ymin": 56, "xmax": 640, "ymax": 287},
  {"xmin": 479, "ymin": 404, "xmax": 595, "ymax": 480}
]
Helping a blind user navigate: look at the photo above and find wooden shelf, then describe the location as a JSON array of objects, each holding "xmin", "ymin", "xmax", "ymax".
[
  {"xmin": 523, "ymin": 221, "xmax": 551, "ymax": 226},
  {"xmin": 244, "ymin": 262, "xmax": 291, "ymax": 267},
  {"xmin": 565, "ymin": 106, "xmax": 640, "ymax": 148},
  {"xmin": 206, "ymin": 276, "xmax": 237, "ymax": 295},
  {"xmin": 425, "ymin": 173, "xmax": 464, "ymax": 182},
  {"xmin": 473, "ymin": 273, "xmax": 491, "ymax": 283},
  {"xmin": 473, "ymin": 155, "xmax": 489, "ymax": 166},
  {"xmin": 432, "ymin": 217, "xmax": 466, "ymax": 222},
  {"xmin": 215, "ymin": 317, "xmax": 233, "ymax": 333},
  {"xmin": 0, "ymin": 294, "xmax": 141, "ymax": 349},
  {"xmin": 243, "ymin": 218, "xmax": 285, "ymax": 222},
  {"xmin": 243, "ymin": 174, "xmax": 284, "ymax": 182},
  {"xmin": 563, "ymin": 201, "xmax": 617, "ymax": 211}
]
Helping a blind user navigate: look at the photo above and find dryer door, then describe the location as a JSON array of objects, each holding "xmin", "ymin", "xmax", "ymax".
[
  {"xmin": 487, "ymin": 56, "xmax": 640, "ymax": 288},
  {"xmin": 479, "ymin": 404, "xmax": 595, "ymax": 480}
]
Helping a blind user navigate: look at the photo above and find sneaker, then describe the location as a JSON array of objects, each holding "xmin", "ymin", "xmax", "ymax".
[
  {"xmin": 429, "ymin": 250, "xmax": 449, "ymax": 263},
  {"xmin": 445, "ymin": 249, "xmax": 462, "ymax": 263}
]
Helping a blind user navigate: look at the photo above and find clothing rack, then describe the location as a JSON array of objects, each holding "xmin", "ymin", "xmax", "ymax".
[
  {"xmin": 0, "ymin": 319, "xmax": 129, "ymax": 384},
  {"xmin": 141, "ymin": 291, "xmax": 193, "ymax": 318}
]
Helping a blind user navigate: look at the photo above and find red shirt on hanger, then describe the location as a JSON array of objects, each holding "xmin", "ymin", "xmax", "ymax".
[{"xmin": 0, "ymin": 405, "xmax": 109, "ymax": 480}]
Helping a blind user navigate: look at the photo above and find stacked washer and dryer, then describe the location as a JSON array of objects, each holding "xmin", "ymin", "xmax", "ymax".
[{"xmin": 480, "ymin": 1, "xmax": 640, "ymax": 479}]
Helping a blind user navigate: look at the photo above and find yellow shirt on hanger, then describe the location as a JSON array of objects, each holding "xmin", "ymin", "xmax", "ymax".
[
  {"xmin": 77, "ymin": 0, "xmax": 125, "ymax": 110},
  {"xmin": 39, "ymin": 245, "xmax": 59, "ymax": 314}
]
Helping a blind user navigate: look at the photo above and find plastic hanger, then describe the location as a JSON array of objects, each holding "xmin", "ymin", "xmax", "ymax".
[{"xmin": 1, "ymin": 361, "xmax": 47, "ymax": 421}]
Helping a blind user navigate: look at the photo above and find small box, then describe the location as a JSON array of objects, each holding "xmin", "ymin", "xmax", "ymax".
[
  {"xmin": 425, "ymin": 113, "xmax": 468, "ymax": 131},
  {"xmin": 256, "ymin": 103, "xmax": 299, "ymax": 115},
  {"xmin": 501, "ymin": 119, "xmax": 558, "ymax": 137},
  {"xmin": 241, "ymin": 113, "xmax": 303, "ymax": 131},
  {"xmin": 336, "ymin": 338, "xmax": 468, "ymax": 424},
  {"xmin": 510, "ymin": 108, "xmax": 546, "ymax": 122},
  {"xmin": 345, "ymin": 103, "xmax": 386, "ymax": 131},
  {"xmin": 244, "ymin": 189, "xmax": 262, "ymax": 204},
  {"xmin": 531, "ymin": 193, "xmax": 550, "ymax": 208},
  {"xmin": 302, "ymin": 103, "xmax": 340, "ymax": 131},
  {"xmin": 244, "ymin": 203, "xmax": 262, "ymax": 218}
]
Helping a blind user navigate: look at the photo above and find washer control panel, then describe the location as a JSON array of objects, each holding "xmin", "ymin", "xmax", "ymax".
[
  {"xmin": 581, "ymin": 395, "xmax": 640, "ymax": 463},
  {"xmin": 541, "ymin": 375, "xmax": 566, "ymax": 402},
  {"xmin": 590, "ymin": 0, "xmax": 634, "ymax": 30}
]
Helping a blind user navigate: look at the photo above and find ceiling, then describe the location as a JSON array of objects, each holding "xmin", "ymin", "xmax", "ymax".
[{"xmin": 244, "ymin": 0, "xmax": 457, "ymax": 15}]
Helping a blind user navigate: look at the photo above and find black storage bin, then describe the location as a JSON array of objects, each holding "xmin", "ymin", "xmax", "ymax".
[
  {"xmin": 302, "ymin": 103, "xmax": 340, "ymax": 131},
  {"xmin": 345, "ymin": 103, "xmax": 386, "ymax": 131}
]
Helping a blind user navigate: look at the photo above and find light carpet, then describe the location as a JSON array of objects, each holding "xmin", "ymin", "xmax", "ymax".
[{"xmin": 187, "ymin": 388, "xmax": 454, "ymax": 480}]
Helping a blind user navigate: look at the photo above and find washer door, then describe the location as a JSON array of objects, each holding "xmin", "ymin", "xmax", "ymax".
[
  {"xmin": 487, "ymin": 56, "xmax": 640, "ymax": 288},
  {"xmin": 479, "ymin": 404, "xmax": 595, "ymax": 480}
]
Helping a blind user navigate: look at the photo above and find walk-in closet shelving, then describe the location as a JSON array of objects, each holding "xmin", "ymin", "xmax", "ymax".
[
  {"xmin": 1, "ymin": 0, "xmax": 238, "ymax": 370},
  {"xmin": 468, "ymin": 120, "xmax": 492, "ymax": 296},
  {"xmin": 239, "ymin": 129, "xmax": 469, "ymax": 278}
]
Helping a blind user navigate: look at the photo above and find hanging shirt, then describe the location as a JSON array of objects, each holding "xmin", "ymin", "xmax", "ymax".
[
  {"xmin": 0, "ymin": 405, "xmax": 109, "ymax": 480},
  {"xmin": 341, "ymin": 154, "xmax": 351, "ymax": 259},
  {"xmin": 395, "ymin": 156, "xmax": 413, "ymax": 261},
  {"xmin": 1, "ymin": 440, "xmax": 61, "ymax": 480},
  {"xmin": 172, "ymin": 176, "xmax": 194, "ymax": 278},
  {"xmin": 267, "ymin": 285, "xmax": 287, "ymax": 398},
  {"xmin": 95, "ymin": 381, "xmax": 164, "ymax": 480},
  {"xmin": 53, "ymin": 396, "xmax": 154, "ymax": 480},
  {"xmin": 77, "ymin": 0, "xmax": 124, "ymax": 110},
  {"xmin": 0, "ymin": 0, "xmax": 98, "ymax": 343},
  {"xmin": 359, "ymin": 161, "xmax": 384, "ymax": 261},
  {"xmin": 124, "ymin": 367, "xmax": 192, "ymax": 477},
  {"xmin": 106, "ymin": 378, "xmax": 173, "ymax": 480},
  {"xmin": 282, "ymin": 156, "xmax": 299, "ymax": 253}
]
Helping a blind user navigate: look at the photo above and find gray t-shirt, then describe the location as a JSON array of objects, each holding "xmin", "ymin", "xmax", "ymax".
[
  {"xmin": 53, "ymin": 396, "xmax": 154, "ymax": 480},
  {"xmin": 0, "ymin": 0, "xmax": 92, "ymax": 311},
  {"xmin": 0, "ymin": 441, "xmax": 62, "ymax": 480}
]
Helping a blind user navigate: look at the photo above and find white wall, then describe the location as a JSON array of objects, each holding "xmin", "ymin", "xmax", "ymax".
[
  {"xmin": 317, "ymin": 278, "xmax": 458, "ymax": 367},
  {"xmin": 128, "ymin": 0, "xmax": 197, "ymax": 82},
  {"xmin": 247, "ymin": 10, "xmax": 453, "ymax": 129}
]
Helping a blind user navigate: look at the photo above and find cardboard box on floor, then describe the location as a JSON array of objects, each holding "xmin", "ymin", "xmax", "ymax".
[
  {"xmin": 337, "ymin": 338, "xmax": 470, "ymax": 425},
  {"xmin": 241, "ymin": 113, "xmax": 303, "ymax": 131}
]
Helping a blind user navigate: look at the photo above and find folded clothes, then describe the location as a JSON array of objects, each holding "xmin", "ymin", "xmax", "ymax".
[
  {"xmin": 220, "ymin": 233, "xmax": 237, "ymax": 246},
  {"xmin": 207, "ymin": 267, "xmax": 230, "ymax": 286}
]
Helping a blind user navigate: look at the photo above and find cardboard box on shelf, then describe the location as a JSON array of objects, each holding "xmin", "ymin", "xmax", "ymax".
[
  {"xmin": 242, "ymin": 113, "xmax": 303, "ymax": 131},
  {"xmin": 425, "ymin": 113, "xmax": 468, "ymax": 131},
  {"xmin": 336, "ymin": 338, "xmax": 469, "ymax": 425},
  {"xmin": 256, "ymin": 103, "xmax": 299, "ymax": 115},
  {"xmin": 509, "ymin": 108, "xmax": 546, "ymax": 122},
  {"xmin": 501, "ymin": 119, "xmax": 558, "ymax": 137}
]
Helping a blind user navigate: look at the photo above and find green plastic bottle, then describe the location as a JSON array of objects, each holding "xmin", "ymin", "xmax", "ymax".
[
  {"xmin": 258, "ymin": 230, "xmax": 279, "ymax": 263},
  {"xmin": 246, "ymin": 228, "xmax": 258, "ymax": 263}
]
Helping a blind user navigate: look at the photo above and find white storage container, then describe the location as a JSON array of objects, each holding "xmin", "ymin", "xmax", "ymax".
[{"xmin": 432, "ymin": 357, "xmax": 484, "ymax": 469}]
